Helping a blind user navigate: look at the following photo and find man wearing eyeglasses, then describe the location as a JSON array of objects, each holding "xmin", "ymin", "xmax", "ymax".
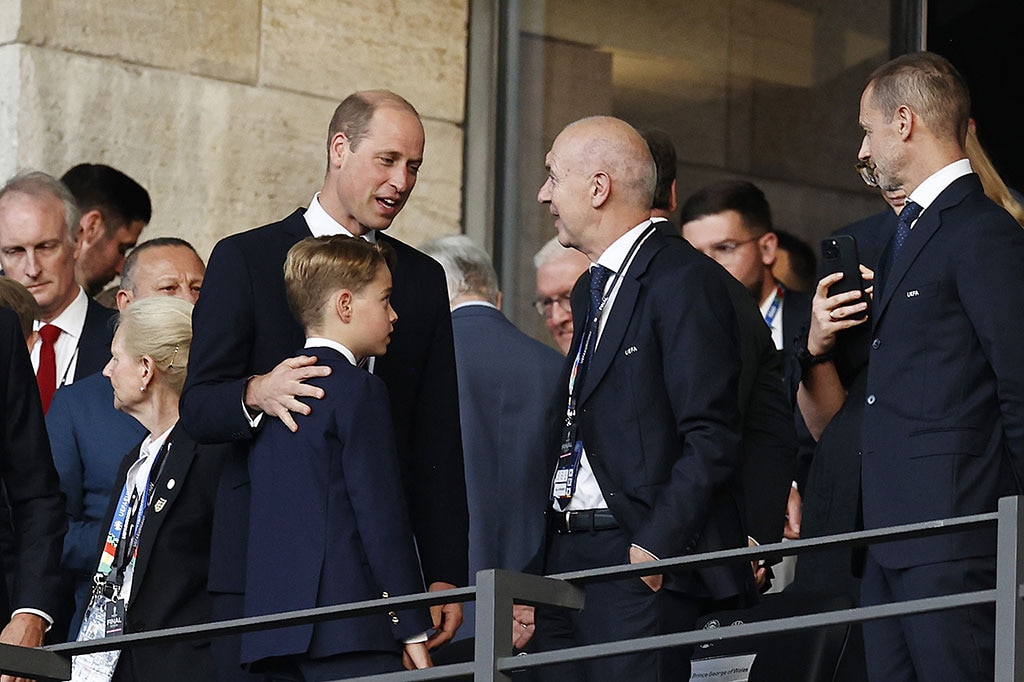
[
  {"xmin": 680, "ymin": 180, "xmax": 814, "ymax": 591},
  {"xmin": 532, "ymin": 236, "xmax": 591, "ymax": 354}
]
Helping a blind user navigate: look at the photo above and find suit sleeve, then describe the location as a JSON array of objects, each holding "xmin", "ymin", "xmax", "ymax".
[
  {"xmin": 179, "ymin": 238, "xmax": 258, "ymax": 444},
  {"xmin": 403, "ymin": 266, "xmax": 469, "ymax": 588},
  {"xmin": 0, "ymin": 310, "xmax": 67, "ymax": 616},
  {"xmin": 632, "ymin": 262, "xmax": 745, "ymax": 560},
  {"xmin": 956, "ymin": 215, "xmax": 1024, "ymax": 480},
  {"xmin": 45, "ymin": 390, "xmax": 94, "ymax": 574},
  {"xmin": 340, "ymin": 377, "xmax": 431, "ymax": 639}
]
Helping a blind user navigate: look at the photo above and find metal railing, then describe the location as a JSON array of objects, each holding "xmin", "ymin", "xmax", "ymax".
[{"xmin": 3, "ymin": 495, "xmax": 1022, "ymax": 681}]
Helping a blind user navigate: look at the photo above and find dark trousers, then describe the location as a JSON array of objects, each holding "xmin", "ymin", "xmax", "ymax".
[
  {"xmin": 860, "ymin": 551, "xmax": 995, "ymax": 682},
  {"xmin": 533, "ymin": 527, "xmax": 699, "ymax": 682}
]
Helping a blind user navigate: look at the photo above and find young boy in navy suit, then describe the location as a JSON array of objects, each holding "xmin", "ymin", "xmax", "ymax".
[{"xmin": 241, "ymin": 235, "xmax": 432, "ymax": 680}]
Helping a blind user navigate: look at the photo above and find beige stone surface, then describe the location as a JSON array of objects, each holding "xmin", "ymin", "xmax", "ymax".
[
  {"xmin": 0, "ymin": 45, "xmax": 20, "ymax": 181},
  {"xmin": 260, "ymin": 0, "xmax": 468, "ymax": 123},
  {"xmin": 17, "ymin": 0, "xmax": 260, "ymax": 83},
  {"xmin": 0, "ymin": 0, "xmax": 20, "ymax": 45},
  {"xmin": 15, "ymin": 47, "xmax": 462, "ymax": 261}
]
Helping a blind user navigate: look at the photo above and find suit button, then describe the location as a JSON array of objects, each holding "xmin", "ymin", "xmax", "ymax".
[
  {"xmin": 872, "ymin": 339, "xmax": 880, "ymax": 349},
  {"xmin": 381, "ymin": 591, "xmax": 389, "ymax": 598},
  {"xmin": 866, "ymin": 394, "xmax": 876, "ymax": 405},
  {"xmin": 389, "ymin": 611, "xmax": 399, "ymax": 624}
]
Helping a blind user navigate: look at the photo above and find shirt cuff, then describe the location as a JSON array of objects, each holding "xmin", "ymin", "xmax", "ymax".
[
  {"xmin": 11, "ymin": 608, "xmax": 53, "ymax": 631},
  {"xmin": 630, "ymin": 543, "xmax": 660, "ymax": 561},
  {"xmin": 403, "ymin": 631, "xmax": 429, "ymax": 644},
  {"xmin": 242, "ymin": 377, "xmax": 264, "ymax": 428}
]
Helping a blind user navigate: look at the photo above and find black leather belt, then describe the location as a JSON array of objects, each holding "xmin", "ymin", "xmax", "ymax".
[{"xmin": 551, "ymin": 509, "xmax": 619, "ymax": 534}]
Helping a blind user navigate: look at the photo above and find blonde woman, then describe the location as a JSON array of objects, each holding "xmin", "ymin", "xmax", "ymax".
[{"xmin": 73, "ymin": 296, "xmax": 228, "ymax": 682}]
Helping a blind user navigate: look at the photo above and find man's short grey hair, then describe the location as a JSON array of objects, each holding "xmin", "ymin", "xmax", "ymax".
[
  {"xmin": 420, "ymin": 234, "xmax": 499, "ymax": 305},
  {"xmin": 0, "ymin": 170, "xmax": 81, "ymax": 243},
  {"xmin": 533, "ymin": 236, "xmax": 572, "ymax": 270}
]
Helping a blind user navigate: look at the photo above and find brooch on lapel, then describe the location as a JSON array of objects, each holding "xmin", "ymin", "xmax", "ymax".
[
  {"xmin": 624, "ymin": 345, "xmax": 638, "ymax": 356},
  {"xmin": 154, "ymin": 498, "xmax": 167, "ymax": 513}
]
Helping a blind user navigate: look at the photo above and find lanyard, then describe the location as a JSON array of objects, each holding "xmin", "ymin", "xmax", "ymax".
[
  {"xmin": 565, "ymin": 224, "xmax": 655, "ymax": 425},
  {"xmin": 96, "ymin": 440, "xmax": 170, "ymax": 586},
  {"xmin": 763, "ymin": 284, "xmax": 785, "ymax": 330}
]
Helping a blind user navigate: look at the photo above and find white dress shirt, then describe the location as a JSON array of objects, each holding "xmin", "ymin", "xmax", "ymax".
[{"xmin": 31, "ymin": 286, "xmax": 89, "ymax": 387}]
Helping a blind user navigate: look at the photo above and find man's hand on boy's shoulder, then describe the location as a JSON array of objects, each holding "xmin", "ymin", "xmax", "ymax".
[{"xmin": 244, "ymin": 355, "xmax": 332, "ymax": 432}]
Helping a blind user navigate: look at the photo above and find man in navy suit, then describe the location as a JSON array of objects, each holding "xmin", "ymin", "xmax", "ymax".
[
  {"xmin": 46, "ymin": 237, "xmax": 206, "ymax": 640},
  {"xmin": 179, "ymin": 89, "xmax": 468, "ymax": 677},
  {"xmin": 0, "ymin": 171, "xmax": 117, "ymax": 414},
  {"xmin": 527, "ymin": 116, "xmax": 753, "ymax": 682},
  {"xmin": 420, "ymin": 234, "xmax": 562, "ymax": 652},
  {"xmin": 854, "ymin": 51, "xmax": 1024, "ymax": 681}
]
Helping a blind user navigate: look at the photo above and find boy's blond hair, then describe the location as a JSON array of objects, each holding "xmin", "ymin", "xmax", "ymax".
[{"xmin": 284, "ymin": 235, "xmax": 395, "ymax": 332}]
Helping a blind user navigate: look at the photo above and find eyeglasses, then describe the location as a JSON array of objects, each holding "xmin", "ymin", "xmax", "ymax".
[
  {"xmin": 534, "ymin": 294, "xmax": 572, "ymax": 318},
  {"xmin": 703, "ymin": 235, "xmax": 761, "ymax": 261},
  {"xmin": 855, "ymin": 161, "xmax": 879, "ymax": 187}
]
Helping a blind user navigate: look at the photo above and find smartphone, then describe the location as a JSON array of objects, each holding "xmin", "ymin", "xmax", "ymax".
[{"xmin": 820, "ymin": 235, "xmax": 867, "ymax": 319}]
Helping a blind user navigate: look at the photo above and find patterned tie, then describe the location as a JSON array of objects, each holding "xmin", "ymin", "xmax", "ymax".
[
  {"xmin": 887, "ymin": 200, "xmax": 923, "ymax": 272},
  {"xmin": 36, "ymin": 323, "xmax": 62, "ymax": 413},
  {"xmin": 580, "ymin": 265, "xmax": 612, "ymax": 379}
]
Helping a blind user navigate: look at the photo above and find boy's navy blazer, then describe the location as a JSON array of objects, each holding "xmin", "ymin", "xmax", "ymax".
[
  {"xmin": 861, "ymin": 173, "xmax": 1024, "ymax": 567},
  {"xmin": 180, "ymin": 209, "xmax": 468, "ymax": 596},
  {"xmin": 241, "ymin": 347, "xmax": 430, "ymax": 663}
]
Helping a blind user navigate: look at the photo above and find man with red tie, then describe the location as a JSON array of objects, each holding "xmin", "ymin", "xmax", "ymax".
[{"xmin": 0, "ymin": 171, "xmax": 116, "ymax": 413}]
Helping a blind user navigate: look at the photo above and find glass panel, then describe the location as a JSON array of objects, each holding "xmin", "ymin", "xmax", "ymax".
[{"xmin": 506, "ymin": 0, "xmax": 895, "ymax": 344}]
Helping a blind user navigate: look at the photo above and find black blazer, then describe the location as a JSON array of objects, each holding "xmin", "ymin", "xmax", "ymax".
[
  {"xmin": 547, "ymin": 230, "xmax": 754, "ymax": 602},
  {"xmin": 96, "ymin": 423, "xmax": 228, "ymax": 682},
  {"xmin": 179, "ymin": 209, "xmax": 468, "ymax": 593},
  {"xmin": 653, "ymin": 219, "xmax": 798, "ymax": 550},
  {"xmin": 75, "ymin": 297, "xmax": 118, "ymax": 381},
  {"xmin": 0, "ymin": 307, "xmax": 66, "ymax": 619},
  {"xmin": 862, "ymin": 173, "xmax": 1024, "ymax": 568}
]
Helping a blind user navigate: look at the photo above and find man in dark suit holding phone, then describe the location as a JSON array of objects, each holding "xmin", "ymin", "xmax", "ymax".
[{"xmin": 853, "ymin": 51, "xmax": 1024, "ymax": 682}]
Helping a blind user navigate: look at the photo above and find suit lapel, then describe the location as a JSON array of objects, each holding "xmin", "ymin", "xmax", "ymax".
[
  {"xmin": 579, "ymin": 236, "xmax": 661, "ymax": 405},
  {"xmin": 873, "ymin": 174, "xmax": 979, "ymax": 326},
  {"xmin": 130, "ymin": 424, "xmax": 196, "ymax": 598}
]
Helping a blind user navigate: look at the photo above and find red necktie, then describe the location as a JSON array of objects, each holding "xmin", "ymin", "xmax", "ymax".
[{"xmin": 36, "ymin": 323, "xmax": 62, "ymax": 413}]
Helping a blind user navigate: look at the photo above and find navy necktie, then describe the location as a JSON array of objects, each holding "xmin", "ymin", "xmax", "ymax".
[
  {"xmin": 580, "ymin": 265, "xmax": 612, "ymax": 378},
  {"xmin": 887, "ymin": 200, "xmax": 922, "ymax": 271}
]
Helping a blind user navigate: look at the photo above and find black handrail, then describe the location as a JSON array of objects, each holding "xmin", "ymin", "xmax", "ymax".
[{"xmin": 2, "ymin": 497, "xmax": 1020, "ymax": 682}]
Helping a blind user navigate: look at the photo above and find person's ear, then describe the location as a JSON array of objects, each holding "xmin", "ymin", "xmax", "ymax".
[
  {"xmin": 335, "ymin": 289, "xmax": 354, "ymax": 323},
  {"xmin": 759, "ymin": 231, "xmax": 779, "ymax": 267},
  {"xmin": 77, "ymin": 210, "xmax": 105, "ymax": 247}
]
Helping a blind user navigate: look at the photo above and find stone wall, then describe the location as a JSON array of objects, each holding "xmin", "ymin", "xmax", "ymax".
[{"xmin": 0, "ymin": 0, "xmax": 469, "ymax": 261}]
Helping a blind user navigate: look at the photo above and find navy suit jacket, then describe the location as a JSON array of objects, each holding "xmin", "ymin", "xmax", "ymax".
[
  {"xmin": 74, "ymin": 298, "xmax": 118, "ymax": 381},
  {"xmin": 0, "ymin": 307, "xmax": 66, "ymax": 619},
  {"xmin": 241, "ymin": 348, "xmax": 430, "ymax": 663},
  {"xmin": 451, "ymin": 304, "xmax": 562, "ymax": 635},
  {"xmin": 652, "ymin": 219, "xmax": 797, "ymax": 550},
  {"xmin": 93, "ymin": 423, "xmax": 228, "ymax": 681},
  {"xmin": 46, "ymin": 372, "xmax": 147, "ymax": 633},
  {"xmin": 861, "ymin": 173, "xmax": 1024, "ymax": 568},
  {"xmin": 179, "ymin": 209, "xmax": 468, "ymax": 595},
  {"xmin": 547, "ymin": 230, "xmax": 754, "ymax": 601}
]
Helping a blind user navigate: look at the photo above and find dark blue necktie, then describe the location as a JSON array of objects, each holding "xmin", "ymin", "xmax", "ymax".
[
  {"xmin": 580, "ymin": 265, "xmax": 612, "ymax": 378},
  {"xmin": 887, "ymin": 200, "xmax": 922, "ymax": 271}
]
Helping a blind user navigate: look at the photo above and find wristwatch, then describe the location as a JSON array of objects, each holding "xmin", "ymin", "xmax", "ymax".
[{"xmin": 795, "ymin": 340, "xmax": 834, "ymax": 377}]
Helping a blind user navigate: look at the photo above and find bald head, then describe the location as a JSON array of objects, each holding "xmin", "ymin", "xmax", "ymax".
[{"xmin": 538, "ymin": 116, "xmax": 656, "ymax": 260}]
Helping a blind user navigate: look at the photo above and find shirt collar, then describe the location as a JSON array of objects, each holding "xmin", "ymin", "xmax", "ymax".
[
  {"xmin": 140, "ymin": 424, "xmax": 174, "ymax": 461},
  {"xmin": 452, "ymin": 300, "xmax": 498, "ymax": 312},
  {"xmin": 304, "ymin": 193, "xmax": 376, "ymax": 243},
  {"xmin": 34, "ymin": 286, "xmax": 88, "ymax": 338},
  {"xmin": 908, "ymin": 158, "xmax": 973, "ymax": 212},
  {"xmin": 594, "ymin": 220, "xmax": 654, "ymax": 275},
  {"xmin": 305, "ymin": 337, "xmax": 357, "ymax": 366}
]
